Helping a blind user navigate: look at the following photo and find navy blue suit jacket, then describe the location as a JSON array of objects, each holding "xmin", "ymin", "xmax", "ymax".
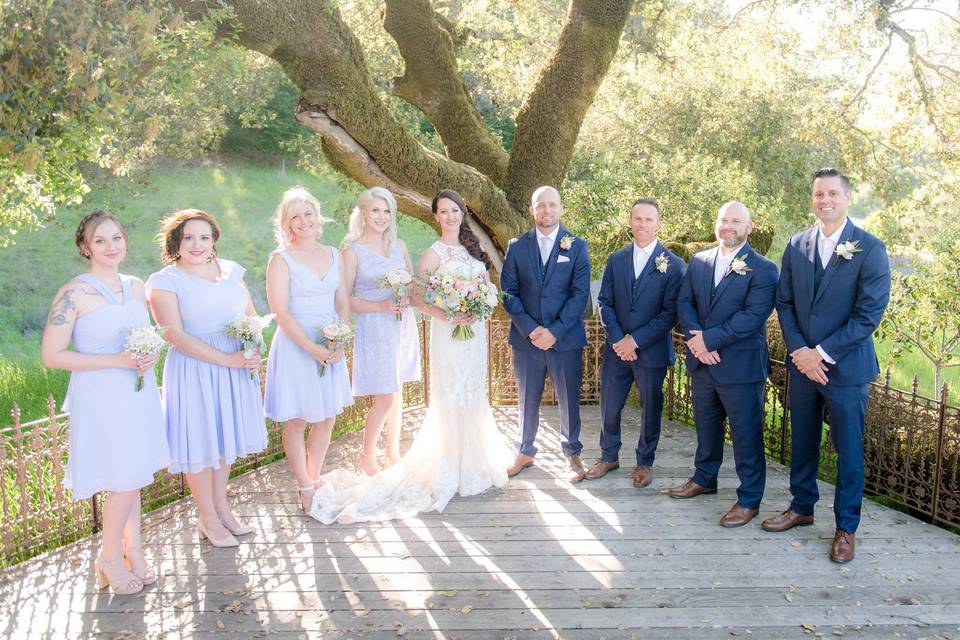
[
  {"xmin": 776, "ymin": 220, "xmax": 890, "ymax": 386},
  {"xmin": 501, "ymin": 224, "xmax": 590, "ymax": 352},
  {"xmin": 597, "ymin": 241, "xmax": 685, "ymax": 368},
  {"xmin": 677, "ymin": 243, "xmax": 778, "ymax": 384}
]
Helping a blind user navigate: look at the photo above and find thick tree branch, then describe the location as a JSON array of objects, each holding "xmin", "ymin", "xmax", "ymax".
[
  {"xmin": 173, "ymin": 0, "xmax": 527, "ymax": 260},
  {"xmin": 504, "ymin": 0, "xmax": 635, "ymax": 209},
  {"xmin": 383, "ymin": 0, "xmax": 509, "ymax": 185}
]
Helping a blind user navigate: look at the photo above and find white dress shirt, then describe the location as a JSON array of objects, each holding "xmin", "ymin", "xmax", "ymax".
[
  {"xmin": 713, "ymin": 242, "xmax": 746, "ymax": 287},
  {"xmin": 536, "ymin": 226, "xmax": 559, "ymax": 265},
  {"xmin": 814, "ymin": 217, "xmax": 849, "ymax": 365},
  {"xmin": 632, "ymin": 239, "xmax": 657, "ymax": 279}
]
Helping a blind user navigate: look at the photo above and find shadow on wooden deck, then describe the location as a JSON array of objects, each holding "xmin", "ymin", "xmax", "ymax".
[{"xmin": 1, "ymin": 406, "xmax": 959, "ymax": 639}]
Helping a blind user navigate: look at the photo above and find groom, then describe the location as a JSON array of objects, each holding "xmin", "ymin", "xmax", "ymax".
[{"xmin": 501, "ymin": 186, "xmax": 591, "ymax": 482}]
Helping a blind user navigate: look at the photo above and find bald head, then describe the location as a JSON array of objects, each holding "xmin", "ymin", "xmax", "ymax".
[
  {"xmin": 715, "ymin": 200, "xmax": 753, "ymax": 250},
  {"xmin": 529, "ymin": 186, "xmax": 563, "ymax": 234}
]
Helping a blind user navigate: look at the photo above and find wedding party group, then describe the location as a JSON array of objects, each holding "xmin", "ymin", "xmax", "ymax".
[{"xmin": 40, "ymin": 167, "xmax": 889, "ymax": 596}]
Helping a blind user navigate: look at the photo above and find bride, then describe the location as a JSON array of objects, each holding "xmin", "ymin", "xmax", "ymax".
[{"xmin": 310, "ymin": 189, "xmax": 513, "ymax": 523}]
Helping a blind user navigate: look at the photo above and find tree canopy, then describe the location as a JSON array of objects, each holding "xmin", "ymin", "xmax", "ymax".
[{"xmin": 3, "ymin": 0, "xmax": 958, "ymax": 266}]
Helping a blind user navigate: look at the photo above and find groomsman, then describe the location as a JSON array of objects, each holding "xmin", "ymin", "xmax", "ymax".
[
  {"xmin": 763, "ymin": 168, "xmax": 890, "ymax": 564},
  {"xmin": 671, "ymin": 201, "xmax": 778, "ymax": 528},
  {"xmin": 501, "ymin": 186, "xmax": 591, "ymax": 482},
  {"xmin": 587, "ymin": 199, "xmax": 684, "ymax": 487}
]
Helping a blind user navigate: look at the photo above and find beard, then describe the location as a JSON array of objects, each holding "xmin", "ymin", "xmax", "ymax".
[{"xmin": 718, "ymin": 232, "xmax": 746, "ymax": 248}]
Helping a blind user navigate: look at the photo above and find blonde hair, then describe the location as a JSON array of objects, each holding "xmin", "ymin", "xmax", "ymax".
[
  {"xmin": 340, "ymin": 187, "xmax": 398, "ymax": 253},
  {"xmin": 273, "ymin": 186, "xmax": 331, "ymax": 250}
]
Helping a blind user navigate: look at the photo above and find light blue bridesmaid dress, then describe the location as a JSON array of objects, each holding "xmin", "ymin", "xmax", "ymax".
[
  {"xmin": 62, "ymin": 273, "xmax": 170, "ymax": 499},
  {"xmin": 264, "ymin": 247, "xmax": 353, "ymax": 422},
  {"xmin": 145, "ymin": 259, "xmax": 267, "ymax": 474}
]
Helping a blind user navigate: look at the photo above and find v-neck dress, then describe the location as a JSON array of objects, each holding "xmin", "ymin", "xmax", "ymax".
[
  {"xmin": 145, "ymin": 259, "xmax": 267, "ymax": 474},
  {"xmin": 62, "ymin": 273, "xmax": 170, "ymax": 499},
  {"xmin": 348, "ymin": 242, "xmax": 421, "ymax": 396},
  {"xmin": 264, "ymin": 248, "xmax": 353, "ymax": 422}
]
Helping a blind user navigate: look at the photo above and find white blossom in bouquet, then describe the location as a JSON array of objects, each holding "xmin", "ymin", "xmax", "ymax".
[
  {"xmin": 124, "ymin": 325, "xmax": 166, "ymax": 392},
  {"xmin": 317, "ymin": 320, "xmax": 353, "ymax": 377},
  {"xmin": 377, "ymin": 268, "xmax": 413, "ymax": 321},
  {"xmin": 225, "ymin": 314, "xmax": 274, "ymax": 379}
]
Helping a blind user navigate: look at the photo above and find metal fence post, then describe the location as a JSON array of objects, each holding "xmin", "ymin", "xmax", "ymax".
[{"xmin": 931, "ymin": 383, "xmax": 949, "ymax": 525}]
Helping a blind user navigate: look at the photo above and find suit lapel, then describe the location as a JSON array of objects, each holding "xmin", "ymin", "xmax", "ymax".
[
  {"xmin": 708, "ymin": 245, "xmax": 746, "ymax": 312},
  {"xmin": 698, "ymin": 248, "xmax": 717, "ymax": 311},
  {"xmin": 802, "ymin": 226, "xmax": 818, "ymax": 309},
  {"xmin": 541, "ymin": 225, "xmax": 566, "ymax": 285},
  {"xmin": 633, "ymin": 241, "xmax": 661, "ymax": 302},
  {"xmin": 525, "ymin": 229, "xmax": 542, "ymax": 286},
  {"xmin": 813, "ymin": 219, "xmax": 854, "ymax": 306},
  {"xmin": 617, "ymin": 247, "xmax": 633, "ymax": 303}
]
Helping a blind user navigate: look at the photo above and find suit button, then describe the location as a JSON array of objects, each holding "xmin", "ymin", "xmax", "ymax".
[{"xmin": 811, "ymin": 314, "xmax": 816, "ymax": 318}]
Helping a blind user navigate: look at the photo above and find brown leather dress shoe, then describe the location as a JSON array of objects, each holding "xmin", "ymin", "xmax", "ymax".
[
  {"xmin": 760, "ymin": 508, "xmax": 815, "ymax": 532},
  {"xmin": 667, "ymin": 479, "xmax": 717, "ymax": 499},
  {"xmin": 719, "ymin": 503, "xmax": 759, "ymax": 528},
  {"xmin": 830, "ymin": 530, "xmax": 856, "ymax": 563},
  {"xmin": 632, "ymin": 465, "xmax": 653, "ymax": 488},
  {"xmin": 507, "ymin": 453, "xmax": 535, "ymax": 478},
  {"xmin": 584, "ymin": 459, "xmax": 619, "ymax": 480},
  {"xmin": 566, "ymin": 455, "xmax": 586, "ymax": 482}
]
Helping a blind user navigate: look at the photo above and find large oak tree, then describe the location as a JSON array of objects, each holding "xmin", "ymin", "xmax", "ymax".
[{"xmin": 174, "ymin": 0, "xmax": 636, "ymax": 268}]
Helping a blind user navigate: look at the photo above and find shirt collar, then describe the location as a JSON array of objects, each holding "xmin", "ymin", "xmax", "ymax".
[
  {"xmin": 717, "ymin": 242, "xmax": 747, "ymax": 261},
  {"xmin": 536, "ymin": 226, "xmax": 560, "ymax": 243},
  {"xmin": 633, "ymin": 239, "xmax": 658, "ymax": 256},
  {"xmin": 818, "ymin": 217, "xmax": 848, "ymax": 244}
]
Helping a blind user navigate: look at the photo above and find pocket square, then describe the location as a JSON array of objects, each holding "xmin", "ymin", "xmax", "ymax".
[{"xmin": 557, "ymin": 255, "xmax": 570, "ymax": 263}]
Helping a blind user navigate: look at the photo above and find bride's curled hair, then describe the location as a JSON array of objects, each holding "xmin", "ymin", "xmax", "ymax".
[{"xmin": 432, "ymin": 189, "xmax": 493, "ymax": 271}]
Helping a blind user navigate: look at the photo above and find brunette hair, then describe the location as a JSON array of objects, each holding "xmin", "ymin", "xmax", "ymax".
[
  {"xmin": 432, "ymin": 189, "xmax": 493, "ymax": 271},
  {"xmin": 812, "ymin": 167, "xmax": 852, "ymax": 192},
  {"xmin": 156, "ymin": 208, "xmax": 221, "ymax": 265},
  {"xmin": 75, "ymin": 210, "xmax": 127, "ymax": 261}
]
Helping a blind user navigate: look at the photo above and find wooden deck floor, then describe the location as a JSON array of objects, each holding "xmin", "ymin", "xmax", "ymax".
[{"xmin": 2, "ymin": 406, "xmax": 959, "ymax": 639}]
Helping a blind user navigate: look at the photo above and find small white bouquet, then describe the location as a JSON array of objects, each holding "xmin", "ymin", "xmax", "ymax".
[
  {"xmin": 124, "ymin": 325, "xmax": 166, "ymax": 392},
  {"xmin": 225, "ymin": 314, "xmax": 275, "ymax": 379},
  {"xmin": 316, "ymin": 320, "xmax": 353, "ymax": 377},
  {"xmin": 377, "ymin": 268, "xmax": 413, "ymax": 321},
  {"xmin": 422, "ymin": 268, "xmax": 501, "ymax": 340}
]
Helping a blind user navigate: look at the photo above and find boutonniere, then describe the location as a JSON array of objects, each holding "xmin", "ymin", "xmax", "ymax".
[
  {"xmin": 559, "ymin": 234, "xmax": 575, "ymax": 251},
  {"xmin": 654, "ymin": 254, "xmax": 669, "ymax": 273},
  {"xmin": 729, "ymin": 254, "xmax": 752, "ymax": 276},
  {"xmin": 835, "ymin": 240, "xmax": 862, "ymax": 261}
]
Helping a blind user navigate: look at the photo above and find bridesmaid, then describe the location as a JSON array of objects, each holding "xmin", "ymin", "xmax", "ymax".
[
  {"xmin": 264, "ymin": 186, "xmax": 352, "ymax": 512},
  {"xmin": 341, "ymin": 187, "xmax": 421, "ymax": 475},
  {"xmin": 41, "ymin": 211, "xmax": 170, "ymax": 595},
  {"xmin": 146, "ymin": 209, "xmax": 267, "ymax": 548}
]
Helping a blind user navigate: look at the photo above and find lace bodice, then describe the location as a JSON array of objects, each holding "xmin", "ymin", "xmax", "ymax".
[{"xmin": 430, "ymin": 241, "xmax": 486, "ymax": 279}]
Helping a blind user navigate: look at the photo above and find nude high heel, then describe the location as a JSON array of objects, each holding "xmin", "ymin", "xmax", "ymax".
[
  {"xmin": 298, "ymin": 485, "xmax": 316, "ymax": 513},
  {"xmin": 124, "ymin": 551, "xmax": 157, "ymax": 586},
  {"xmin": 94, "ymin": 556, "xmax": 143, "ymax": 595},
  {"xmin": 197, "ymin": 521, "xmax": 239, "ymax": 548}
]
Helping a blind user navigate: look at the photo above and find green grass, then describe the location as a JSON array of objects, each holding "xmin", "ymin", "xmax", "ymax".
[{"xmin": 0, "ymin": 156, "xmax": 437, "ymax": 424}]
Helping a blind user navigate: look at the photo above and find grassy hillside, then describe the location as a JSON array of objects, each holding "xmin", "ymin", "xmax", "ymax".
[{"xmin": 0, "ymin": 157, "xmax": 437, "ymax": 423}]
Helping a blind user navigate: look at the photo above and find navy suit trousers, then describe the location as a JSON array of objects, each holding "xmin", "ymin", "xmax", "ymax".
[
  {"xmin": 598, "ymin": 344, "xmax": 666, "ymax": 466},
  {"xmin": 690, "ymin": 367, "xmax": 767, "ymax": 509},
  {"xmin": 513, "ymin": 346, "xmax": 583, "ymax": 458},
  {"xmin": 787, "ymin": 371, "xmax": 869, "ymax": 533}
]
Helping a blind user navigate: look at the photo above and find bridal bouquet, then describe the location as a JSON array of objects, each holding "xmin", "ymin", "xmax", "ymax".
[
  {"xmin": 377, "ymin": 268, "xmax": 413, "ymax": 321},
  {"xmin": 225, "ymin": 314, "xmax": 275, "ymax": 379},
  {"xmin": 123, "ymin": 326, "xmax": 166, "ymax": 392},
  {"xmin": 422, "ymin": 269, "xmax": 500, "ymax": 340},
  {"xmin": 316, "ymin": 320, "xmax": 353, "ymax": 377}
]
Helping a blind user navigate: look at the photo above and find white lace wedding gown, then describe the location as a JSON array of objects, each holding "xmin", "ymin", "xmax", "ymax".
[{"xmin": 310, "ymin": 241, "xmax": 513, "ymax": 524}]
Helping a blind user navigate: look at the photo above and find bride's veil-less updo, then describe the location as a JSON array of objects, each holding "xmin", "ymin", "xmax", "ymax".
[
  {"xmin": 432, "ymin": 189, "xmax": 493, "ymax": 271},
  {"xmin": 341, "ymin": 187, "xmax": 399, "ymax": 254}
]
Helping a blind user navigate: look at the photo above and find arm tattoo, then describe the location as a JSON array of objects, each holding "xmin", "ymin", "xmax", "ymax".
[{"xmin": 48, "ymin": 289, "xmax": 76, "ymax": 326}]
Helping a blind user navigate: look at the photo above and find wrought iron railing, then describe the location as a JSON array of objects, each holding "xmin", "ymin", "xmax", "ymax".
[{"xmin": 1, "ymin": 317, "xmax": 957, "ymax": 568}]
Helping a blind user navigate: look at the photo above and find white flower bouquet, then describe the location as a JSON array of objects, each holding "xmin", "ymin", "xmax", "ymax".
[
  {"xmin": 316, "ymin": 320, "xmax": 353, "ymax": 377},
  {"xmin": 225, "ymin": 314, "xmax": 275, "ymax": 379},
  {"xmin": 422, "ymin": 268, "xmax": 500, "ymax": 340},
  {"xmin": 377, "ymin": 268, "xmax": 413, "ymax": 321},
  {"xmin": 124, "ymin": 326, "xmax": 166, "ymax": 392}
]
